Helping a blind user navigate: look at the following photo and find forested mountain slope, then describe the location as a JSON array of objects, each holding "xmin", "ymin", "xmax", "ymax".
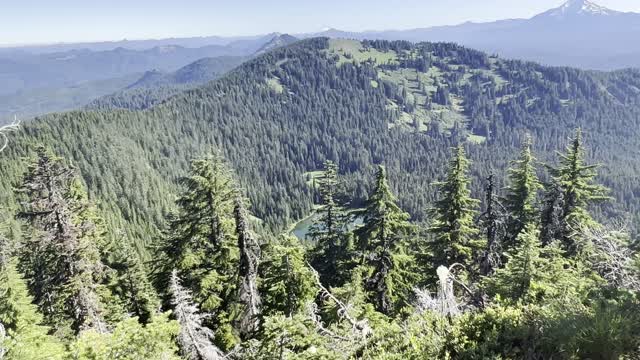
[
  {"xmin": 85, "ymin": 36, "xmax": 298, "ymax": 113},
  {"xmin": 2, "ymin": 37, "xmax": 640, "ymax": 252},
  {"xmin": 85, "ymin": 56, "xmax": 246, "ymax": 111}
]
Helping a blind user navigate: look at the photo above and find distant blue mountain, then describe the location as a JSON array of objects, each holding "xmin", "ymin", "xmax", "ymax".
[{"xmin": 305, "ymin": 0, "xmax": 640, "ymax": 70}]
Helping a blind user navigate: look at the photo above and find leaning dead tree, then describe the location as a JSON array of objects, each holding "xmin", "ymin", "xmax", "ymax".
[
  {"xmin": 579, "ymin": 221, "xmax": 640, "ymax": 292},
  {"xmin": 233, "ymin": 197, "xmax": 262, "ymax": 338},
  {"xmin": 169, "ymin": 270, "xmax": 225, "ymax": 360},
  {"xmin": 0, "ymin": 119, "xmax": 20, "ymax": 153}
]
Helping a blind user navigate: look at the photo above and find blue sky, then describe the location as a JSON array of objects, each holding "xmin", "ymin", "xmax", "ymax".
[{"xmin": 1, "ymin": 0, "xmax": 639, "ymax": 45}]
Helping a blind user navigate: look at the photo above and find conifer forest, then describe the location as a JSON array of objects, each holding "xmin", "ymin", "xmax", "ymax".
[{"xmin": 1, "ymin": 32, "xmax": 640, "ymax": 359}]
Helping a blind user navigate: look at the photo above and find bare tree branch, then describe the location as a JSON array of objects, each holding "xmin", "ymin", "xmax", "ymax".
[
  {"xmin": 170, "ymin": 269, "xmax": 225, "ymax": 360},
  {"xmin": 0, "ymin": 119, "xmax": 20, "ymax": 153},
  {"xmin": 578, "ymin": 221, "xmax": 640, "ymax": 292},
  {"xmin": 306, "ymin": 262, "xmax": 373, "ymax": 338}
]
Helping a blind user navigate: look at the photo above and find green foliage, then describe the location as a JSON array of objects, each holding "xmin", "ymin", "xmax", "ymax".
[
  {"xmin": 504, "ymin": 136, "xmax": 542, "ymax": 248},
  {"xmin": 240, "ymin": 313, "xmax": 335, "ymax": 359},
  {"xmin": 259, "ymin": 235, "xmax": 317, "ymax": 317},
  {"xmin": 355, "ymin": 166, "xmax": 417, "ymax": 315},
  {"xmin": 544, "ymin": 129, "xmax": 610, "ymax": 254},
  {"xmin": 160, "ymin": 153, "xmax": 239, "ymax": 321},
  {"xmin": 16, "ymin": 148, "xmax": 113, "ymax": 335},
  {"xmin": 484, "ymin": 224, "xmax": 598, "ymax": 305},
  {"xmin": 567, "ymin": 298, "xmax": 640, "ymax": 360},
  {"xmin": 429, "ymin": 146, "xmax": 481, "ymax": 270},
  {"xmin": 357, "ymin": 312, "xmax": 449, "ymax": 359},
  {"xmin": 309, "ymin": 160, "xmax": 351, "ymax": 288},
  {"xmin": 0, "ymin": 260, "xmax": 66, "ymax": 360},
  {"xmin": 106, "ymin": 241, "xmax": 159, "ymax": 324},
  {"xmin": 69, "ymin": 313, "xmax": 180, "ymax": 360}
]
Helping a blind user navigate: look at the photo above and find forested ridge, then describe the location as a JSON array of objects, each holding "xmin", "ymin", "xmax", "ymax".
[
  {"xmin": 3, "ymin": 38, "xmax": 640, "ymax": 246},
  {"xmin": 0, "ymin": 37, "xmax": 640, "ymax": 358}
]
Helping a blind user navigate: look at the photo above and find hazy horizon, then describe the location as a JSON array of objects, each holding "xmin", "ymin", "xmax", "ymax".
[{"xmin": 2, "ymin": 0, "xmax": 640, "ymax": 47}]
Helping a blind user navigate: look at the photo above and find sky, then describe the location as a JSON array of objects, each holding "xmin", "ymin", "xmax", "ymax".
[{"xmin": 1, "ymin": 0, "xmax": 639, "ymax": 45}]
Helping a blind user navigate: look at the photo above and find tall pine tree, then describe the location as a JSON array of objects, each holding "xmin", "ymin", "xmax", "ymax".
[
  {"xmin": 429, "ymin": 146, "xmax": 481, "ymax": 270},
  {"xmin": 355, "ymin": 165, "xmax": 416, "ymax": 315},
  {"xmin": 259, "ymin": 235, "xmax": 316, "ymax": 317},
  {"xmin": 309, "ymin": 160, "xmax": 349, "ymax": 287},
  {"xmin": 0, "ymin": 258, "xmax": 66, "ymax": 359},
  {"xmin": 160, "ymin": 153, "xmax": 239, "ymax": 348},
  {"xmin": 504, "ymin": 136, "xmax": 541, "ymax": 249},
  {"xmin": 545, "ymin": 129, "xmax": 609, "ymax": 254},
  {"xmin": 16, "ymin": 147, "xmax": 110, "ymax": 335},
  {"xmin": 108, "ymin": 241, "xmax": 159, "ymax": 324}
]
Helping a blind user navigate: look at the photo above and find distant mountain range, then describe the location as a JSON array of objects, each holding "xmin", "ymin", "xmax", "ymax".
[
  {"xmin": 2, "ymin": 0, "xmax": 637, "ymax": 73},
  {"xmin": 2, "ymin": 0, "xmax": 639, "ymax": 124},
  {"xmin": 299, "ymin": 0, "xmax": 640, "ymax": 70},
  {"xmin": 0, "ymin": 37, "xmax": 274, "ymax": 96},
  {"xmin": 127, "ymin": 56, "xmax": 246, "ymax": 89},
  {"xmin": 84, "ymin": 55, "xmax": 249, "ymax": 112},
  {"xmin": 0, "ymin": 34, "xmax": 297, "ymax": 124}
]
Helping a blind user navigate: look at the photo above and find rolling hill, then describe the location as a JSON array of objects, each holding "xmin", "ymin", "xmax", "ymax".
[{"xmin": 2, "ymin": 37, "xmax": 640, "ymax": 249}]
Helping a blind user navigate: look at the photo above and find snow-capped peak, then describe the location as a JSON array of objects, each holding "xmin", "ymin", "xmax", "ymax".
[{"xmin": 543, "ymin": 0, "xmax": 619, "ymax": 18}]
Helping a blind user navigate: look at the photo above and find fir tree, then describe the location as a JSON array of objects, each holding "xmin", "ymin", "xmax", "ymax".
[
  {"xmin": 429, "ymin": 146, "xmax": 480, "ymax": 270},
  {"xmin": 504, "ymin": 136, "xmax": 541, "ymax": 248},
  {"xmin": 0, "ymin": 259, "xmax": 66, "ymax": 359},
  {"xmin": 259, "ymin": 236, "xmax": 316, "ymax": 317},
  {"xmin": 486, "ymin": 224, "xmax": 541, "ymax": 302},
  {"xmin": 308, "ymin": 160, "xmax": 349, "ymax": 287},
  {"xmin": 539, "ymin": 181, "xmax": 564, "ymax": 247},
  {"xmin": 355, "ymin": 165, "xmax": 416, "ymax": 315},
  {"xmin": 160, "ymin": 153, "xmax": 239, "ymax": 342},
  {"xmin": 545, "ymin": 129, "xmax": 609, "ymax": 254},
  {"xmin": 108, "ymin": 241, "xmax": 159, "ymax": 324},
  {"xmin": 484, "ymin": 224, "xmax": 588, "ymax": 305},
  {"xmin": 16, "ymin": 147, "xmax": 109, "ymax": 335}
]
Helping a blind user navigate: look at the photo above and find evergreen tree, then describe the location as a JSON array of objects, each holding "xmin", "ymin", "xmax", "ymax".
[
  {"xmin": 539, "ymin": 181, "xmax": 564, "ymax": 247},
  {"xmin": 108, "ymin": 241, "xmax": 159, "ymax": 324},
  {"xmin": 0, "ymin": 259, "xmax": 66, "ymax": 359},
  {"xmin": 545, "ymin": 129, "xmax": 609, "ymax": 254},
  {"xmin": 433, "ymin": 81, "xmax": 450, "ymax": 105},
  {"xmin": 16, "ymin": 147, "xmax": 109, "ymax": 335},
  {"xmin": 504, "ymin": 136, "xmax": 541, "ymax": 248},
  {"xmin": 355, "ymin": 165, "xmax": 416, "ymax": 315},
  {"xmin": 259, "ymin": 235, "xmax": 316, "ymax": 317},
  {"xmin": 485, "ymin": 224, "xmax": 541, "ymax": 302},
  {"xmin": 429, "ymin": 146, "xmax": 480, "ymax": 270},
  {"xmin": 484, "ymin": 224, "xmax": 590, "ymax": 305},
  {"xmin": 160, "ymin": 153, "xmax": 239, "ymax": 345},
  {"xmin": 309, "ymin": 160, "xmax": 349, "ymax": 287},
  {"xmin": 232, "ymin": 197, "xmax": 261, "ymax": 338},
  {"xmin": 71, "ymin": 313, "xmax": 181, "ymax": 360}
]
